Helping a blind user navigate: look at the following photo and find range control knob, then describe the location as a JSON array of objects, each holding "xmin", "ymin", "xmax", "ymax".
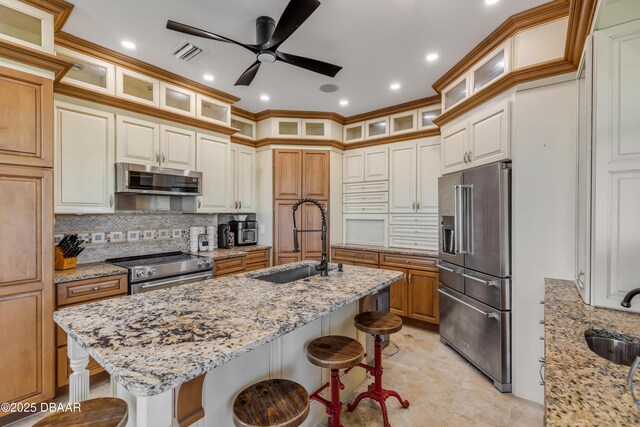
[
  {"xmin": 198, "ymin": 260, "xmax": 206, "ymax": 268},
  {"xmin": 206, "ymin": 259, "xmax": 214, "ymax": 267},
  {"xmin": 148, "ymin": 268, "xmax": 157, "ymax": 276},
  {"xmin": 135, "ymin": 270, "xmax": 146, "ymax": 278}
]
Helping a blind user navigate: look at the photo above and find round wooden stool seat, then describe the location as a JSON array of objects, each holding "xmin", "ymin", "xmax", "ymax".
[
  {"xmin": 354, "ymin": 311, "xmax": 403, "ymax": 335},
  {"xmin": 33, "ymin": 398, "xmax": 127, "ymax": 427},
  {"xmin": 233, "ymin": 379, "xmax": 310, "ymax": 427},
  {"xmin": 306, "ymin": 335, "xmax": 364, "ymax": 370}
]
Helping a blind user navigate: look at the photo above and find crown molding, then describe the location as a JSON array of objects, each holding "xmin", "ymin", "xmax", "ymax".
[
  {"xmin": 0, "ymin": 39, "xmax": 72, "ymax": 81},
  {"xmin": 54, "ymin": 32, "xmax": 241, "ymax": 104},
  {"xmin": 54, "ymin": 82, "xmax": 239, "ymax": 135},
  {"xmin": 343, "ymin": 128, "xmax": 441, "ymax": 149},
  {"xmin": 254, "ymin": 109, "xmax": 346, "ymax": 122},
  {"xmin": 22, "ymin": 0, "xmax": 74, "ymax": 32},
  {"xmin": 432, "ymin": 0, "xmax": 570, "ymax": 94},
  {"xmin": 230, "ymin": 135, "xmax": 258, "ymax": 147},
  {"xmin": 254, "ymin": 138, "xmax": 345, "ymax": 149},
  {"xmin": 230, "ymin": 106, "xmax": 257, "ymax": 121},
  {"xmin": 565, "ymin": 0, "xmax": 598, "ymax": 65}
]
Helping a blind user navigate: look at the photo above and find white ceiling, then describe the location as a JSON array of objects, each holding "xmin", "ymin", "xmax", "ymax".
[{"xmin": 62, "ymin": 0, "xmax": 551, "ymax": 115}]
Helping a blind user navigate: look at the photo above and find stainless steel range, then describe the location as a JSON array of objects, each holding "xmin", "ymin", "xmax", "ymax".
[{"xmin": 107, "ymin": 252, "xmax": 213, "ymax": 294}]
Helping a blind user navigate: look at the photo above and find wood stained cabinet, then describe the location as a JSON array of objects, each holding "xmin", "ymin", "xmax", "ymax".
[
  {"xmin": 273, "ymin": 149, "xmax": 330, "ymax": 265},
  {"xmin": 407, "ymin": 270, "xmax": 439, "ymax": 323},
  {"xmin": 0, "ymin": 66, "xmax": 53, "ymax": 168}
]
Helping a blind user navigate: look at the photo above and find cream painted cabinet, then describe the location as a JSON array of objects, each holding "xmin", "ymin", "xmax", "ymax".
[
  {"xmin": 592, "ymin": 20, "xmax": 640, "ymax": 310},
  {"xmin": 441, "ymin": 98, "xmax": 510, "ymax": 174},
  {"xmin": 229, "ymin": 144, "xmax": 256, "ymax": 212},
  {"xmin": 343, "ymin": 147, "xmax": 388, "ymax": 183},
  {"xmin": 159, "ymin": 124, "xmax": 196, "ymax": 170},
  {"xmin": 196, "ymin": 133, "xmax": 229, "ymax": 213},
  {"xmin": 390, "ymin": 140, "xmax": 441, "ymax": 214},
  {"xmin": 54, "ymin": 101, "xmax": 115, "ymax": 213},
  {"xmin": 115, "ymin": 115, "xmax": 159, "ymax": 166},
  {"xmin": 389, "ymin": 143, "xmax": 417, "ymax": 213}
]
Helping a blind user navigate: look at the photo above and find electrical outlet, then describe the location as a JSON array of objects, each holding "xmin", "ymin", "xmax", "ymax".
[
  {"xmin": 54, "ymin": 234, "xmax": 64, "ymax": 244},
  {"xmin": 260, "ymin": 224, "xmax": 265, "ymax": 234},
  {"xmin": 77, "ymin": 233, "xmax": 90, "ymax": 243}
]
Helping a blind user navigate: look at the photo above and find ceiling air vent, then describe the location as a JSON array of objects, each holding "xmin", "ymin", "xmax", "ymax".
[{"xmin": 171, "ymin": 41, "xmax": 204, "ymax": 61}]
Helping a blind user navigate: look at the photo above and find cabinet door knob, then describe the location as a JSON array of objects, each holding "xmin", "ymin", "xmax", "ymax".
[{"xmin": 109, "ymin": 195, "xmax": 113, "ymax": 208}]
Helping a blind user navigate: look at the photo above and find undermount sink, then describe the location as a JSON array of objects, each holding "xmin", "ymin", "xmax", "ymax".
[
  {"xmin": 585, "ymin": 330, "xmax": 640, "ymax": 366},
  {"xmin": 255, "ymin": 265, "xmax": 321, "ymax": 284}
]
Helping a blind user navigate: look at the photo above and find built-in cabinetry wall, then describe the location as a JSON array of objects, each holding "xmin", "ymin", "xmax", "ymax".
[
  {"xmin": 53, "ymin": 98, "xmax": 256, "ymax": 215},
  {"xmin": 341, "ymin": 138, "xmax": 440, "ymax": 251}
]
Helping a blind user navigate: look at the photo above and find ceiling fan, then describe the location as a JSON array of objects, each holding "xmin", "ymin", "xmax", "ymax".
[{"xmin": 166, "ymin": 0, "xmax": 342, "ymax": 86}]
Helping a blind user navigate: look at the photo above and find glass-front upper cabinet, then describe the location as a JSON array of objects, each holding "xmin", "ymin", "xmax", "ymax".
[
  {"xmin": 56, "ymin": 47, "xmax": 115, "ymax": 94},
  {"xmin": 443, "ymin": 77, "xmax": 469, "ymax": 111},
  {"xmin": 343, "ymin": 122, "xmax": 364, "ymax": 143},
  {"xmin": 116, "ymin": 67, "xmax": 159, "ymax": 106},
  {"xmin": 390, "ymin": 111, "xmax": 417, "ymax": 135},
  {"xmin": 366, "ymin": 117, "xmax": 389, "ymax": 139},
  {"xmin": 196, "ymin": 94, "xmax": 230, "ymax": 125},
  {"xmin": 274, "ymin": 118, "xmax": 301, "ymax": 138},
  {"xmin": 302, "ymin": 119, "xmax": 328, "ymax": 138},
  {"xmin": 418, "ymin": 105, "xmax": 441, "ymax": 129},
  {"xmin": 0, "ymin": 0, "xmax": 54, "ymax": 52},
  {"xmin": 231, "ymin": 116, "xmax": 256, "ymax": 139},
  {"xmin": 472, "ymin": 41, "xmax": 511, "ymax": 93},
  {"xmin": 161, "ymin": 82, "xmax": 196, "ymax": 116}
]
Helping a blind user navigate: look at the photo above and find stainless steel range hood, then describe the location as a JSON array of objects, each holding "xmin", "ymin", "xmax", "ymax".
[{"xmin": 115, "ymin": 163, "xmax": 202, "ymax": 212}]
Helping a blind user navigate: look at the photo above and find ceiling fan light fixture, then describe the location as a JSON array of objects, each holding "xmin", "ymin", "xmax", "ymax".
[{"xmin": 257, "ymin": 51, "xmax": 277, "ymax": 63}]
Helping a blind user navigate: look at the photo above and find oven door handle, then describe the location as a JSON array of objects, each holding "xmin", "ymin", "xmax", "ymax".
[
  {"xmin": 438, "ymin": 288, "xmax": 498, "ymax": 319},
  {"xmin": 135, "ymin": 271, "xmax": 213, "ymax": 293}
]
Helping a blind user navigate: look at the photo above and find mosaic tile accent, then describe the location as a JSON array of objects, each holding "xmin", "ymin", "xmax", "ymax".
[{"xmin": 54, "ymin": 213, "xmax": 218, "ymax": 264}]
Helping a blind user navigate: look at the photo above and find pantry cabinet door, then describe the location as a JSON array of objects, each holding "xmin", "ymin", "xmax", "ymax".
[
  {"xmin": 273, "ymin": 149, "xmax": 302, "ymax": 200},
  {"xmin": 417, "ymin": 141, "xmax": 441, "ymax": 214},
  {"xmin": 237, "ymin": 147, "xmax": 256, "ymax": 212},
  {"xmin": 160, "ymin": 125, "xmax": 196, "ymax": 170},
  {"xmin": 274, "ymin": 200, "xmax": 302, "ymax": 266},
  {"xmin": 302, "ymin": 150, "xmax": 330, "ymax": 200},
  {"xmin": 469, "ymin": 99, "xmax": 511, "ymax": 167},
  {"xmin": 116, "ymin": 115, "xmax": 160, "ymax": 166},
  {"xmin": 389, "ymin": 144, "xmax": 416, "ymax": 213},
  {"xmin": 196, "ymin": 134, "xmax": 229, "ymax": 212},
  {"xmin": 54, "ymin": 102, "xmax": 115, "ymax": 213},
  {"xmin": 441, "ymin": 121, "xmax": 468, "ymax": 174}
]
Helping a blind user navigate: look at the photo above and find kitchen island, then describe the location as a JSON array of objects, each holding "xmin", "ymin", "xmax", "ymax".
[{"xmin": 54, "ymin": 261, "xmax": 402, "ymax": 427}]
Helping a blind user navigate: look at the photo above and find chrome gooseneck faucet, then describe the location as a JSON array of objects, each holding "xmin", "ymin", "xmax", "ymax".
[{"xmin": 292, "ymin": 198, "xmax": 328, "ymax": 277}]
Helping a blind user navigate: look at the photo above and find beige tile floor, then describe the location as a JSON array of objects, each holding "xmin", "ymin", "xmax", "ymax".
[
  {"xmin": 332, "ymin": 325, "xmax": 544, "ymax": 427},
  {"xmin": 6, "ymin": 325, "xmax": 543, "ymax": 427}
]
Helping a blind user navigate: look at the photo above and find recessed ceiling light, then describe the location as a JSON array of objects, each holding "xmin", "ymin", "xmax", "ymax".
[
  {"xmin": 260, "ymin": 94, "xmax": 270, "ymax": 101},
  {"xmin": 339, "ymin": 99, "xmax": 349, "ymax": 106},
  {"xmin": 121, "ymin": 40, "xmax": 136, "ymax": 50},
  {"xmin": 390, "ymin": 82, "xmax": 401, "ymax": 90},
  {"xmin": 485, "ymin": 0, "xmax": 500, "ymax": 4},
  {"xmin": 203, "ymin": 74, "xmax": 214, "ymax": 82},
  {"xmin": 426, "ymin": 53, "xmax": 439, "ymax": 62}
]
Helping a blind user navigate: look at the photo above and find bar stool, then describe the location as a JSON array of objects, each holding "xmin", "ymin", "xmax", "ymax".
[
  {"xmin": 33, "ymin": 397, "xmax": 127, "ymax": 427},
  {"xmin": 347, "ymin": 311, "xmax": 410, "ymax": 427},
  {"xmin": 307, "ymin": 335, "xmax": 364, "ymax": 427},
  {"xmin": 233, "ymin": 379, "xmax": 309, "ymax": 427}
]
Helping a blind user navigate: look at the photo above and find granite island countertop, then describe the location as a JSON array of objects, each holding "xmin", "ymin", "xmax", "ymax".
[
  {"xmin": 54, "ymin": 245, "xmax": 272, "ymax": 284},
  {"xmin": 545, "ymin": 278, "xmax": 640, "ymax": 426},
  {"xmin": 54, "ymin": 261, "xmax": 402, "ymax": 397},
  {"xmin": 331, "ymin": 243, "xmax": 439, "ymax": 258}
]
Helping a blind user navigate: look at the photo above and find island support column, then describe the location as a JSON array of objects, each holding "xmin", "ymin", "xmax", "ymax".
[{"xmin": 67, "ymin": 336, "xmax": 90, "ymax": 403}]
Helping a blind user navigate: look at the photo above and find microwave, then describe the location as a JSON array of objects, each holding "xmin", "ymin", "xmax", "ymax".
[{"xmin": 115, "ymin": 163, "xmax": 202, "ymax": 196}]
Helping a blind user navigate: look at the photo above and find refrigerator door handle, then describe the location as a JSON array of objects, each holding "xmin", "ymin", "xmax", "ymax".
[
  {"xmin": 454, "ymin": 185, "xmax": 464, "ymax": 254},
  {"xmin": 463, "ymin": 184, "xmax": 474, "ymax": 255}
]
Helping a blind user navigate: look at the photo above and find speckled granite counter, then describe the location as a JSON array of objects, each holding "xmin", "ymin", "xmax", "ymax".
[
  {"xmin": 331, "ymin": 243, "xmax": 438, "ymax": 258},
  {"xmin": 55, "ymin": 246, "xmax": 272, "ymax": 283},
  {"xmin": 54, "ymin": 263, "xmax": 128, "ymax": 284},
  {"xmin": 54, "ymin": 261, "xmax": 402, "ymax": 397},
  {"xmin": 545, "ymin": 278, "xmax": 640, "ymax": 426}
]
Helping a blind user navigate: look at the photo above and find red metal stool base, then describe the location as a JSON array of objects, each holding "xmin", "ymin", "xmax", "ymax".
[
  {"xmin": 310, "ymin": 369, "xmax": 346, "ymax": 427},
  {"xmin": 347, "ymin": 335, "xmax": 409, "ymax": 427}
]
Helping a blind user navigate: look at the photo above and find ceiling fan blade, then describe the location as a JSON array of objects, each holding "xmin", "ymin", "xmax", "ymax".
[
  {"xmin": 265, "ymin": 0, "xmax": 321, "ymax": 49},
  {"xmin": 276, "ymin": 51, "xmax": 342, "ymax": 78},
  {"xmin": 166, "ymin": 20, "xmax": 258, "ymax": 53},
  {"xmin": 235, "ymin": 60, "xmax": 262, "ymax": 86}
]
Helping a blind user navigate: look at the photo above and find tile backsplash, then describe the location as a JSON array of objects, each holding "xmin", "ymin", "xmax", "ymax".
[{"xmin": 55, "ymin": 212, "xmax": 218, "ymax": 264}]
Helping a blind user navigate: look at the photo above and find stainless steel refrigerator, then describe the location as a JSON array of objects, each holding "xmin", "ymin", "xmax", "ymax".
[{"xmin": 438, "ymin": 161, "xmax": 511, "ymax": 392}]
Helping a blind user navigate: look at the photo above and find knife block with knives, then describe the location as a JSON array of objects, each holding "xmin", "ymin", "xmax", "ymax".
[{"xmin": 54, "ymin": 234, "xmax": 85, "ymax": 270}]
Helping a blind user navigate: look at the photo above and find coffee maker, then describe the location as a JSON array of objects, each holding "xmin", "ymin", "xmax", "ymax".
[{"xmin": 217, "ymin": 224, "xmax": 231, "ymax": 249}]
